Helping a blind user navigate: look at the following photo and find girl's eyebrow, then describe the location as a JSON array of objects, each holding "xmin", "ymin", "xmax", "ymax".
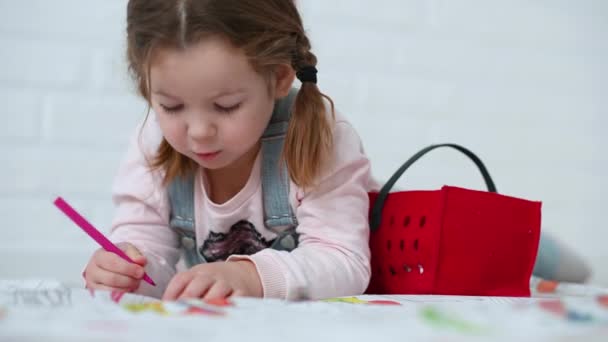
[
  {"xmin": 152, "ymin": 88, "xmax": 246, "ymax": 100},
  {"xmin": 210, "ymin": 88, "xmax": 246, "ymax": 99},
  {"xmin": 152, "ymin": 90, "xmax": 181, "ymax": 100}
]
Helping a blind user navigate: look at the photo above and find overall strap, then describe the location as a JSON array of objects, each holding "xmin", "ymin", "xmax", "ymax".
[
  {"xmin": 261, "ymin": 88, "xmax": 299, "ymax": 229},
  {"xmin": 168, "ymin": 174, "xmax": 195, "ymax": 230},
  {"xmin": 261, "ymin": 88, "xmax": 300, "ymax": 251},
  {"xmin": 167, "ymin": 173, "xmax": 206, "ymax": 266}
]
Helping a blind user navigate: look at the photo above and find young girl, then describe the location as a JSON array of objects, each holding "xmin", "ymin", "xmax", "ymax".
[{"xmin": 83, "ymin": 0, "xmax": 375, "ymax": 301}]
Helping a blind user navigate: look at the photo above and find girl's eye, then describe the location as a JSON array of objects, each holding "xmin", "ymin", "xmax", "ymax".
[
  {"xmin": 160, "ymin": 104, "xmax": 184, "ymax": 113},
  {"xmin": 214, "ymin": 103, "xmax": 241, "ymax": 114}
]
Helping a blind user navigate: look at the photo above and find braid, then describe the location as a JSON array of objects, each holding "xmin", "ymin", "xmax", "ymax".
[{"xmin": 292, "ymin": 33, "xmax": 317, "ymax": 71}]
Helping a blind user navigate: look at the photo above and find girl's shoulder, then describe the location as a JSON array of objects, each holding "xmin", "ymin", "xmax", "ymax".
[
  {"xmin": 328, "ymin": 104, "xmax": 365, "ymax": 155},
  {"xmin": 290, "ymin": 100, "xmax": 375, "ymax": 195}
]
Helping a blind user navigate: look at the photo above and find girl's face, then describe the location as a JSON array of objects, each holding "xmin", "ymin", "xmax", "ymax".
[{"xmin": 149, "ymin": 36, "xmax": 293, "ymax": 173}]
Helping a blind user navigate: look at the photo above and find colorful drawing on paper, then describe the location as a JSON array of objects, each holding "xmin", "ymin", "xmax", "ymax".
[
  {"xmin": 539, "ymin": 300, "xmax": 567, "ymax": 317},
  {"xmin": 538, "ymin": 299, "xmax": 599, "ymax": 323},
  {"xmin": 420, "ymin": 306, "xmax": 488, "ymax": 334},
  {"xmin": 536, "ymin": 280, "xmax": 559, "ymax": 293},
  {"xmin": 123, "ymin": 302, "xmax": 168, "ymax": 315},
  {"xmin": 121, "ymin": 299, "xmax": 227, "ymax": 317},
  {"xmin": 323, "ymin": 296, "xmax": 401, "ymax": 305}
]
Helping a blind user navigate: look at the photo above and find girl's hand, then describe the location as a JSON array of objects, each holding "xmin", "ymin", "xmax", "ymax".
[
  {"xmin": 84, "ymin": 242, "xmax": 147, "ymax": 293},
  {"xmin": 162, "ymin": 261, "xmax": 262, "ymax": 301}
]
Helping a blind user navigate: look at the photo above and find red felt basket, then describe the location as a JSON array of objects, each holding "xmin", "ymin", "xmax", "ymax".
[{"xmin": 366, "ymin": 144, "xmax": 542, "ymax": 297}]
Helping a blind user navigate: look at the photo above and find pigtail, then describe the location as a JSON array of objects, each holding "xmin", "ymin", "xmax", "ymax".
[{"xmin": 284, "ymin": 44, "xmax": 335, "ymax": 189}]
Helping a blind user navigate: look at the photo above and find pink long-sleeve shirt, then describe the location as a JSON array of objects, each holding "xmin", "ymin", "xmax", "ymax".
[{"xmin": 109, "ymin": 111, "xmax": 376, "ymax": 300}]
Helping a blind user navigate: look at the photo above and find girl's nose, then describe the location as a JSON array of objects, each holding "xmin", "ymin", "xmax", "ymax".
[{"xmin": 187, "ymin": 115, "xmax": 217, "ymax": 141}]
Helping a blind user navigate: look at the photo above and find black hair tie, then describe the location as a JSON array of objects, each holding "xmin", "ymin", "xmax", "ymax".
[{"xmin": 296, "ymin": 66, "xmax": 317, "ymax": 84}]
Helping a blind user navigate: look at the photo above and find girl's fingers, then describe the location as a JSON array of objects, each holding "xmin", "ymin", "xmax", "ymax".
[
  {"xmin": 120, "ymin": 243, "xmax": 147, "ymax": 266},
  {"xmin": 87, "ymin": 282, "xmax": 133, "ymax": 293},
  {"xmin": 179, "ymin": 276, "xmax": 215, "ymax": 300},
  {"xmin": 203, "ymin": 281, "xmax": 232, "ymax": 301},
  {"xmin": 231, "ymin": 289, "xmax": 246, "ymax": 298},
  {"xmin": 97, "ymin": 252, "xmax": 145, "ymax": 280},
  {"xmin": 163, "ymin": 272, "xmax": 194, "ymax": 301},
  {"xmin": 88, "ymin": 265, "xmax": 141, "ymax": 289}
]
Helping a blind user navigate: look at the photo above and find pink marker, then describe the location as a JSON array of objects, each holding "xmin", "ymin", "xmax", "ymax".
[{"xmin": 53, "ymin": 196, "xmax": 156, "ymax": 286}]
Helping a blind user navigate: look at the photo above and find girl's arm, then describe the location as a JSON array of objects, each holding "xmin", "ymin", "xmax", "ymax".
[
  {"xmin": 229, "ymin": 120, "xmax": 374, "ymax": 300},
  {"xmin": 109, "ymin": 119, "xmax": 181, "ymax": 298}
]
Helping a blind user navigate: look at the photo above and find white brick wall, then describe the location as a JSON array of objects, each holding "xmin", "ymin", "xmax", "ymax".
[{"xmin": 1, "ymin": 0, "xmax": 606, "ymax": 286}]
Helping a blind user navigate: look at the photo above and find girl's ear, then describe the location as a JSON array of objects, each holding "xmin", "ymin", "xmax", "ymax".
[{"xmin": 273, "ymin": 64, "xmax": 296, "ymax": 99}]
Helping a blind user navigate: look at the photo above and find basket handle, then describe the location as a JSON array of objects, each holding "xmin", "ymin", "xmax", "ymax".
[{"xmin": 370, "ymin": 143, "xmax": 497, "ymax": 231}]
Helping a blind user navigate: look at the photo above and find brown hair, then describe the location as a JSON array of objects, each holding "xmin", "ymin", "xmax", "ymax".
[{"xmin": 126, "ymin": 0, "xmax": 334, "ymax": 188}]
